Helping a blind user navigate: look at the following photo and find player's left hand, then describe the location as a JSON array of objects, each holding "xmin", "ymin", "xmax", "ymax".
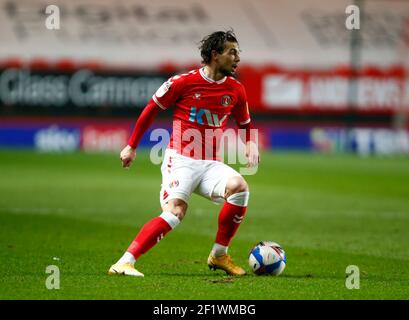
[{"xmin": 246, "ymin": 141, "xmax": 260, "ymax": 168}]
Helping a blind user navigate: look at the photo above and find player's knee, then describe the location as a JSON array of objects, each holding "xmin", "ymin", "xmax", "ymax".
[
  {"xmin": 225, "ymin": 176, "xmax": 249, "ymax": 198},
  {"xmin": 163, "ymin": 198, "xmax": 188, "ymax": 221}
]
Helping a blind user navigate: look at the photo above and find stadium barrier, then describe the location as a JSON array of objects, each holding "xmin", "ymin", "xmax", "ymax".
[
  {"xmin": 1, "ymin": 65, "xmax": 407, "ymax": 116},
  {"xmin": 1, "ymin": 117, "xmax": 408, "ymax": 155}
]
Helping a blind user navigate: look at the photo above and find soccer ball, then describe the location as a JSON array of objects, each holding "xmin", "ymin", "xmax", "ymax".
[{"xmin": 248, "ymin": 241, "xmax": 286, "ymax": 276}]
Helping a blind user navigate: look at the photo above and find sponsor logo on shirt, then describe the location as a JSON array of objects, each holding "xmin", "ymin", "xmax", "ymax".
[{"xmin": 188, "ymin": 107, "xmax": 228, "ymax": 127}]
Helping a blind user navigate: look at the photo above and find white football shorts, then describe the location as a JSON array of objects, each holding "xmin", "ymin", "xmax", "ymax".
[{"xmin": 159, "ymin": 149, "xmax": 241, "ymax": 206}]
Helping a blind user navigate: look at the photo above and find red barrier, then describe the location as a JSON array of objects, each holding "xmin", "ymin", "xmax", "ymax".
[
  {"xmin": 238, "ymin": 65, "xmax": 408, "ymax": 115},
  {"xmin": 0, "ymin": 59, "xmax": 407, "ymax": 116}
]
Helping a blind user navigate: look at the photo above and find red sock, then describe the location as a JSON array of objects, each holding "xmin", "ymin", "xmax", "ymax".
[
  {"xmin": 127, "ymin": 216, "xmax": 172, "ymax": 260},
  {"xmin": 215, "ymin": 202, "xmax": 247, "ymax": 246}
]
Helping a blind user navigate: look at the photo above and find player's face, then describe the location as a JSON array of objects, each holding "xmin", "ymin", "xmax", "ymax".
[{"xmin": 216, "ymin": 41, "xmax": 241, "ymax": 76}]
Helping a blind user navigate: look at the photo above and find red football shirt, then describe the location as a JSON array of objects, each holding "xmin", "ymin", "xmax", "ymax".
[{"xmin": 152, "ymin": 68, "xmax": 251, "ymax": 161}]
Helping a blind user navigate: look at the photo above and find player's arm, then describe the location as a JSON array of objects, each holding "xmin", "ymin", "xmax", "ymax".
[
  {"xmin": 120, "ymin": 100, "xmax": 163, "ymax": 168},
  {"xmin": 120, "ymin": 77, "xmax": 180, "ymax": 169},
  {"xmin": 232, "ymin": 86, "xmax": 260, "ymax": 168}
]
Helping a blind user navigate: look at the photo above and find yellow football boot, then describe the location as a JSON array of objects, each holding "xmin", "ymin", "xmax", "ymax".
[{"xmin": 207, "ymin": 254, "xmax": 246, "ymax": 276}]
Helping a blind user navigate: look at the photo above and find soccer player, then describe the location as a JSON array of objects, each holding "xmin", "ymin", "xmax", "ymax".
[{"xmin": 108, "ymin": 30, "xmax": 259, "ymax": 277}]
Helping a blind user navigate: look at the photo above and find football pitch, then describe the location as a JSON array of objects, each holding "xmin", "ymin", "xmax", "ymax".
[{"xmin": 0, "ymin": 150, "xmax": 408, "ymax": 300}]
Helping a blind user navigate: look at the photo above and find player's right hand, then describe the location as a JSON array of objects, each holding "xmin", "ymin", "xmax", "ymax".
[{"xmin": 120, "ymin": 145, "xmax": 136, "ymax": 169}]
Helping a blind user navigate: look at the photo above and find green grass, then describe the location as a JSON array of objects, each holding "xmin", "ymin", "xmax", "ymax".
[{"xmin": 0, "ymin": 150, "xmax": 408, "ymax": 299}]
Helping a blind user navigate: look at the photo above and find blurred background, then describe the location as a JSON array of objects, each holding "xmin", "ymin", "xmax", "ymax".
[{"xmin": 1, "ymin": 0, "xmax": 408, "ymax": 156}]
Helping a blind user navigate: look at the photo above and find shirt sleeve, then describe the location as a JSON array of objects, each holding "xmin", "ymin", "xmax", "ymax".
[
  {"xmin": 128, "ymin": 99, "xmax": 162, "ymax": 149},
  {"xmin": 231, "ymin": 84, "xmax": 251, "ymax": 126},
  {"xmin": 152, "ymin": 75, "xmax": 184, "ymax": 110}
]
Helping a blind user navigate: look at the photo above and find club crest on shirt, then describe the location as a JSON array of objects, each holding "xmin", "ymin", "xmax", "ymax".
[
  {"xmin": 169, "ymin": 180, "xmax": 179, "ymax": 188},
  {"xmin": 221, "ymin": 95, "xmax": 231, "ymax": 107}
]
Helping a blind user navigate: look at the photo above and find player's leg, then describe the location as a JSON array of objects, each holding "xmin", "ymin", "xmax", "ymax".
[
  {"xmin": 109, "ymin": 150, "xmax": 197, "ymax": 277},
  {"xmin": 196, "ymin": 164, "xmax": 249, "ymax": 275},
  {"xmin": 127, "ymin": 198, "xmax": 187, "ymax": 258},
  {"xmin": 212, "ymin": 176, "xmax": 249, "ymax": 254},
  {"xmin": 207, "ymin": 175, "xmax": 249, "ymax": 276},
  {"xmin": 108, "ymin": 199, "xmax": 187, "ymax": 277}
]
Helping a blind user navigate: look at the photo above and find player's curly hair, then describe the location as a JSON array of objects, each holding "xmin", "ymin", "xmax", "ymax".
[{"xmin": 199, "ymin": 29, "xmax": 238, "ymax": 65}]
